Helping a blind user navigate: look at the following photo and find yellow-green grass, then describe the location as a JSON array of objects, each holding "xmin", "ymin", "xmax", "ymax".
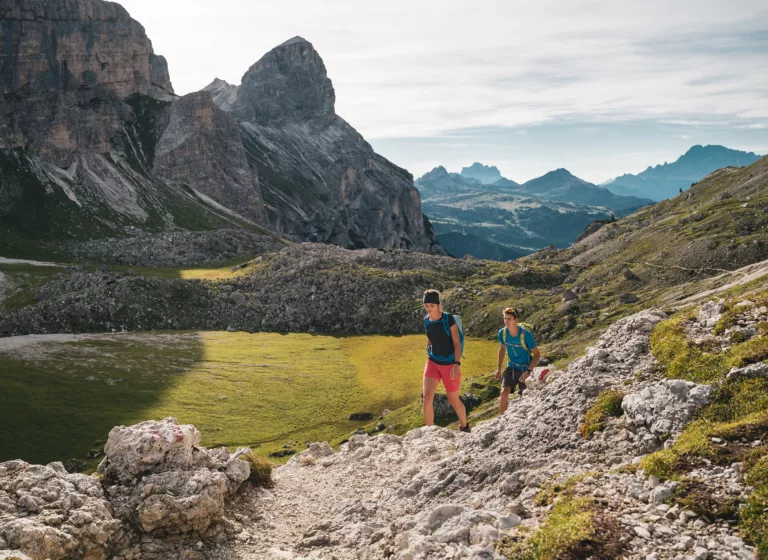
[
  {"xmin": 0, "ymin": 332, "xmax": 499, "ymax": 468},
  {"xmin": 498, "ymin": 496, "xmax": 624, "ymax": 560},
  {"xmin": 579, "ymin": 389, "xmax": 625, "ymax": 439}
]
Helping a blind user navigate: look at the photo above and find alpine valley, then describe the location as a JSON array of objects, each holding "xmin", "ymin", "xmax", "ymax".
[{"xmin": 1, "ymin": 2, "xmax": 768, "ymax": 560}]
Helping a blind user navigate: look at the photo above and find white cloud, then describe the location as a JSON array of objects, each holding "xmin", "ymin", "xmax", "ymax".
[
  {"xmin": 118, "ymin": 0, "xmax": 768, "ymax": 140},
  {"xmin": 115, "ymin": 0, "xmax": 768, "ymax": 180}
]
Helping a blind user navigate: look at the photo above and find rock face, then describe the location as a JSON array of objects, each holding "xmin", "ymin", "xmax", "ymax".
[
  {"xmin": 232, "ymin": 36, "xmax": 335, "ymax": 125},
  {"xmin": 153, "ymin": 91, "xmax": 267, "ymax": 224},
  {"xmin": 1, "ymin": 7, "xmax": 440, "ymax": 257},
  {"xmin": 0, "ymin": 0, "xmax": 173, "ymax": 162},
  {"xmin": 209, "ymin": 37, "xmax": 441, "ymax": 252},
  {"xmin": 0, "ymin": 0, "xmax": 271, "ymax": 251}
]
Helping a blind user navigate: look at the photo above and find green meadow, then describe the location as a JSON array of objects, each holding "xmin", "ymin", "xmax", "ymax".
[{"xmin": 0, "ymin": 332, "xmax": 500, "ymax": 466}]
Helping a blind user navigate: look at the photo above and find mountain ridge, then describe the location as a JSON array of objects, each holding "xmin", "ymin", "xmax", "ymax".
[{"xmin": 605, "ymin": 144, "xmax": 762, "ymax": 201}]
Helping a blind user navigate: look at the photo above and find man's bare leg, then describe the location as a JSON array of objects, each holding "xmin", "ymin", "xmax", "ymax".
[{"xmin": 500, "ymin": 386, "xmax": 512, "ymax": 415}]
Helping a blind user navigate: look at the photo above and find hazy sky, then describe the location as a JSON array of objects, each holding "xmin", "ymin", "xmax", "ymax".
[{"xmin": 119, "ymin": 0, "xmax": 768, "ymax": 183}]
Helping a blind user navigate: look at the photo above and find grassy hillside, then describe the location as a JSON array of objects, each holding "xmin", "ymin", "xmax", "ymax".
[{"xmin": 0, "ymin": 332, "xmax": 499, "ymax": 467}]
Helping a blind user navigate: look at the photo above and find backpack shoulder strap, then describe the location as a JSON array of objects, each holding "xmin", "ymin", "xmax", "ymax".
[
  {"xmin": 441, "ymin": 312, "xmax": 451, "ymax": 337},
  {"xmin": 518, "ymin": 326, "xmax": 530, "ymax": 354}
]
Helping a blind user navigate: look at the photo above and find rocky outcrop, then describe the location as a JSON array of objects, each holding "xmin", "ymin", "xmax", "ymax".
[
  {"xmin": 210, "ymin": 37, "xmax": 441, "ymax": 253},
  {"xmin": 0, "ymin": 460, "xmax": 120, "ymax": 560},
  {"xmin": 100, "ymin": 419, "xmax": 251, "ymax": 537},
  {"xmin": 153, "ymin": 92, "xmax": 267, "ymax": 224},
  {"xmin": 0, "ymin": 418, "xmax": 252, "ymax": 559},
  {"xmin": 623, "ymin": 380, "xmax": 713, "ymax": 453}
]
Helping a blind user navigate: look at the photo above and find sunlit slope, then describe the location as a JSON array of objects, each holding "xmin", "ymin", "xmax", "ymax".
[
  {"xmin": 561, "ymin": 156, "xmax": 768, "ymax": 287},
  {"xmin": 0, "ymin": 332, "xmax": 499, "ymax": 465}
]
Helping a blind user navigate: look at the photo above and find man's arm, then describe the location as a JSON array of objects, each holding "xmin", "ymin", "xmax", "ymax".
[
  {"xmin": 495, "ymin": 343, "xmax": 505, "ymax": 380},
  {"xmin": 529, "ymin": 347, "xmax": 541, "ymax": 370},
  {"xmin": 520, "ymin": 347, "xmax": 541, "ymax": 383}
]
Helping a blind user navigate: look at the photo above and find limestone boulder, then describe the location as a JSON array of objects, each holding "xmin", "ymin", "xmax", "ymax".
[{"xmin": 0, "ymin": 460, "xmax": 120, "ymax": 560}]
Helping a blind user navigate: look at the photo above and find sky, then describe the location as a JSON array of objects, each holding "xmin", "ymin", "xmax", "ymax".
[{"xmin": 119, "ymin": 0, "xmax": 768, "ymax": 183}]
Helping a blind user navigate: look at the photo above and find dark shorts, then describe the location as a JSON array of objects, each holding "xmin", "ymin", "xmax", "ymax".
[{"xmin": 502, "ymin": 366, "xmax": 528, "ymax": 394}]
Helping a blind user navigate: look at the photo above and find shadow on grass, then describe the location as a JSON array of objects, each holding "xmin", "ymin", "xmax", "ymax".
[{"xmin": 0, "ymin": 331, "xmax": 206, "ymax": 466}]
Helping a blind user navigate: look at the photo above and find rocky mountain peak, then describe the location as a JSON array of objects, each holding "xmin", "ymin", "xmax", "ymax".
[
  {"xmin": 460, "ymin": 162, "xmax": 502, "ymax": 184},
  {"xmin": 233, "ymin": 36, "xmax": 335, "ymax": 124},
  {"xmin": 421, "ymin": 166, "xmax": 450, "ymax": 179},
  {"xmin": 546, "ymin": 167, "xmax": 575, "ymax": 179}
]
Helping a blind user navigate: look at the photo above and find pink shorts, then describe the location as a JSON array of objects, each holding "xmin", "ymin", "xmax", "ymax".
[{"xmin": 424, "ymin": 360, "xmax": 461, "ymax": 393}]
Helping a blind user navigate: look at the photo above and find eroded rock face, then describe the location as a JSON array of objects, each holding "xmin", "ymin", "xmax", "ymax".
[
  {"xmin": 154, "ymin": 91, "xmax": 267, "ymax": 224},
  {"xmin": 0, "ymin": 0, "xmax": 173, "ymax": 162},
  {"xmin": 213, "ymin": 37, "xmax": 442, "ymax": 253},
  {"xmin": 0, "ymin": 460, "xmax": 121, "ymax": 560},
  {"xmin": 233, "ymin": 36, "xmax": 334, "ymax": 125}
]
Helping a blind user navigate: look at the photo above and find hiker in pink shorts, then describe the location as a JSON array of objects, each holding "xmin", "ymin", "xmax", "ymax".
[{"xmin": 422, "ymin": 289, "xmax": 470, "ymax": 433}]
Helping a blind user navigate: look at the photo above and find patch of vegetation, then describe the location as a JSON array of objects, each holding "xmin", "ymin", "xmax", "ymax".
[
  {"xmin": 0, "ymin": 332, "xmax": 499, "ymax": 466},
  {"xmin": 743, "ymin": 452, "xmax": 768, "ymax": 559},
  {"xmin": 714, "ymin": 293, "xmax": 768, "ymax": 335},
  {"xmin": 641, "ymin": 292, "xmax": 768, "ymax": 556},
  {"xmin": 533, "ymin": 472, "xmax": 597, "ymax": 507},
  {"xmin": 579, "ymin": 389, "xmax": 625, "ymax": 438},
  {"xmin": 672, "ymin": 479, "xmax": 740, "ymax": 521},
  {"xmin": 239, "ymin": 451, "xmax": 274, "ymax": 488},
  {"xmin": 498, "ymin": 496, "xmax": 625, "ymax": 560},
  {"xmin": 650, "ymin": 312, "xmax": 768, "ymax": 384}
]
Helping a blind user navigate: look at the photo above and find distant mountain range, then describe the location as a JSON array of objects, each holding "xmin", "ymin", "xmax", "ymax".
[
  {"xmin": 415, "ymin": 166, "xmax": 648, "ymax": 260},
  {"xmin": 603, "ymin": 145, "xmax": 762, "ymax": 201}
]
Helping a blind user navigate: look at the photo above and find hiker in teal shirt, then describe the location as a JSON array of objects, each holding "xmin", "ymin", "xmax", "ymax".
[{"xmin": 495, "ymin": 307, "xmax": 540, "ymax": 415}]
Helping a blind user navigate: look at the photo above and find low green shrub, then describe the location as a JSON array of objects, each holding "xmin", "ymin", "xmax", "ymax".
[
  {"xmin": 579, "ymin": 389, "xmax": 625, "ymax": 438},
  {"xmin": 743, "ymin": 453, "xmax": 768, "ymax": 559},
  {"xmin": 239, "ymin": 451, "xmax": 274, "ymax": 488},
  {"xmin": 499, "ymin": 497, "xmax": 624, "ymax": 560}
]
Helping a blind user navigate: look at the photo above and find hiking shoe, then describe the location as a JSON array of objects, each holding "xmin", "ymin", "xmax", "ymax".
[{"xmin": 459, "ymin": 423, "xmax": 471, "ymax": 433}]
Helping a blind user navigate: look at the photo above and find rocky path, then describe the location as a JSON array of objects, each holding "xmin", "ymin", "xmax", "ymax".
[{"xmin": 218, "ymin": 308, "xmax": 759, "ymax": 560}]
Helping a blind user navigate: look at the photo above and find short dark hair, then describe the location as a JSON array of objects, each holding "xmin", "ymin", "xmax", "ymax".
[
  {"xmin": 503, "ymin": 307, "xmax": 519, "ymax": 318},
  {"xmin": 423, "ymin": 289, "xmax": 441, "ymax": 305}
]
